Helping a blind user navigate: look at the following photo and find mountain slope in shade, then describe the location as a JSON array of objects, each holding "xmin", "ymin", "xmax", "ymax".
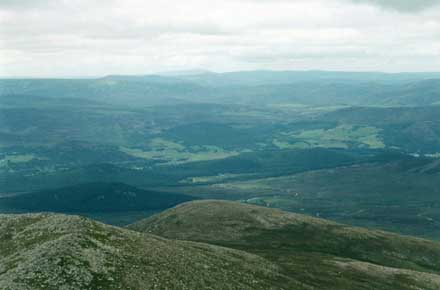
[
  {"xmin": 129, "ymin": 200, "xmax": 440, "ymax": 290},
  {"xmin": 0, "ymin": 182, "xmax": 195, "ymax": 213},
  {"xmin": 0, "ymin": 213, "xmax": 293, "ymax": 290}
]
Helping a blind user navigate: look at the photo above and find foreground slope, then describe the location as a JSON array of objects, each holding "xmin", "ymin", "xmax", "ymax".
[
  {"xmin": 0, "ymin": 213, "xmax": 292, "ymax": 290},
  {"xmin": 129, "ymin": 200, "xmax": 440, "ymax": 290}
]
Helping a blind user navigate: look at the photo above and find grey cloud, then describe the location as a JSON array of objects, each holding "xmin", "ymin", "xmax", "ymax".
[
  {"xmin": 1, "ymin": 0, "xmax": 440, "ymax": 76},
  {"xmin": 349, "ymin": 0, "xmax": 440, "ymax": 12},
  {"xmin": 0, "ymin": 0, "xmax": 51, "ymax": 8}
]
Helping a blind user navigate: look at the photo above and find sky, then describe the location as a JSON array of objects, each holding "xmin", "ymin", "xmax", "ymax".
[{"xmin": 0, "ymin": 0, "xmax": 439, "ymax": 77}]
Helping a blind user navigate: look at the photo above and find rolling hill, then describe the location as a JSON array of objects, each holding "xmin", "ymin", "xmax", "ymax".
[
  {"xmin": 0, "ymin": 213, "xmax": 286, "ymax": 290},
  {"xmin": 175, "ymin": 155, "xmax": 440, "ymax": 239},
  {"xmin": 3, "ymin": 201, "xmax": 440, "ymax": 289},
  {"xmin": 129, "ymin": 200, "xmax": 440, "ymax": 290}
]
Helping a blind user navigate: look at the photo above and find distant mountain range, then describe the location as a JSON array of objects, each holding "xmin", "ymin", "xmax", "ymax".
[{"xmin": 2, "ymin": 70, "xmax": 440, "ymax": 106}]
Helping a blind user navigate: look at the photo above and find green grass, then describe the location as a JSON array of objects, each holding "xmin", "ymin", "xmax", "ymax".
[
  {"xmin": 181, "ymin": 160, "xmax": 440, "ymax": 240},
  {"xmin": 129, "ymin": 200, "xmax": 440, "ymax": 290},
  {"xmin": 273, "ymin": 125, "xmax": 385, "ymax": 150},
  {"xmin": 272, "ymin": 139, "xmax": 312, "ymax": 149},
  {"xmin": 228, "ymin": 227, "xmax": 440, "ymax": 290},
  {"xmin": 120, "ymin": 138, "xmax": 241, "ymax": 165},
  {"xmin": 179, "ymin": 173, "xmax": 257, "ymax": 185},
  {"xmin": 150, "ymin": 138, "xmax": 186, "ymax": 150},
  {"xmin": 0, "ymin": 154, "xmax": 37, "ymax": 168},
  {"xmin": 425, "ymin": 153, "xmax": 440, "ymax": 158},
  {"xmin": 0, "ymin": 213, "xmax": 289, "ymax": 290}
]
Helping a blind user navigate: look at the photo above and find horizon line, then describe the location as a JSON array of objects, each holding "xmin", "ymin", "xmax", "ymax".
[{"xmin": 2, "ymin": 69, "xmax": 440, "ymax": 79}]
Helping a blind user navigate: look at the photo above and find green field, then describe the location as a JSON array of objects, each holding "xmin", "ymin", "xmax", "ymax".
[
  {"xmin": 120, "ymin": 138, "xmax": 241, "ymax": 164},
  {"xmin": 273, "ymin": 125, "xmax": 385, "ymax": 150}
]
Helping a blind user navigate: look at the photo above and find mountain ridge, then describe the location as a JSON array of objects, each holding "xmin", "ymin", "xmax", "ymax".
[
  {"xmin": 128, "ymin": 200, "xmax": 440, "ymax": 290},
  {"xmin": 0, "ymin": 212, "xmax": 289, "ymax": 290}
]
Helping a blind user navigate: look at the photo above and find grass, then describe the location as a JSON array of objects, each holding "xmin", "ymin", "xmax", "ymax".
[
  {"xmin": 129, "ymin": 200, "xmax": 440, "ymax": 290},
  {"xmin": 272, "ymin": 139, "xmax": 312, "ymax": 149},
  {"xmin": 150, "ymin": 138, "xmax": 185, "ymax": 150},
  {"xmin": 0, "ymin": 213, "xmax": 289, "ymax": 290},
  {"xmin": 181, "ymin": 161, "xmax": 440, "ymax": 240},
  {"xmin": 179, "ymin": 173, "xmax": 257, "ymax": 185},
  {"xmin": 120, "ymin": 138, "xmax": 241, "ymax": 165},
  {"xmin": 425, "ymin": 153, "xmax": 440, "ymax": 158},
  {"xmin": 0, "ymin": 154, "xmax": 36, "ymax": 168},
  {"xmin": 273, "ymin": 125, "xmax": 385, "ymax": 150}
]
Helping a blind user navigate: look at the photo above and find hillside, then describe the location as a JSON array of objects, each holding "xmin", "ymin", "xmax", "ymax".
[
  {"xmin": 0, "ymin": 182, "xmax": 195, "ymax": 213},
  {"xmin": 0, "ymin": 213, "xmax": 289, "ymax": 290},
  {"xmin": 2, "ymin": 201, "xmax": 440, "ymax": 290},
  {"xmin": 318, "ymin": 106, "xmax": 440, "ymax": 153},
  {"xmin": 129, "ymin": 200, "xmax": 440, "ymax": 290},
  {"xmin": 175, "ymin": 156, "xmax": 440, "ymax": 239}
]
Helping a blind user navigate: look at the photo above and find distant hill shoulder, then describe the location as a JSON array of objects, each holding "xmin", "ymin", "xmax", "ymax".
[{"xmin": 129, "ymin": 200, "xmax": 440, "ymax": 290}]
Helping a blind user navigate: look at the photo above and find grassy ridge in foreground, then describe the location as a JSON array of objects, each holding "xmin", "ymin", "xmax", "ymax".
[
  {"xmin": 129, "ymin": 200, "xmax": 440, "ymax": 290},
  {"xmin": 0, "ymin": 213, "xmax": 294, "ymax": 290}
]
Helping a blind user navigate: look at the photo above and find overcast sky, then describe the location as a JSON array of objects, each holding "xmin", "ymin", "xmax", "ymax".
[{"xmin": 0, "ymin": 0, "xmax": 439, "ymax": 77}]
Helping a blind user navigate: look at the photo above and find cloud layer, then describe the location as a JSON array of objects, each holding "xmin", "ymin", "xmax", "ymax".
[
  {"xmin": 0, "ymin": 0, "xmax": 439, "ymax": 77},
  {"xmin": 350, "ymin": 0, "xmax": 440, "ymax": 12}
]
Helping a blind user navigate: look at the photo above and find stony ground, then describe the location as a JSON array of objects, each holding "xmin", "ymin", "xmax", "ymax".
[
  {"xmin": 0, "ymin": 213, "xmax": 290, "ymax": 290},
  {"xmin": 3, "ymin": 200, "xmax": 440, "ymax": 290}
]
